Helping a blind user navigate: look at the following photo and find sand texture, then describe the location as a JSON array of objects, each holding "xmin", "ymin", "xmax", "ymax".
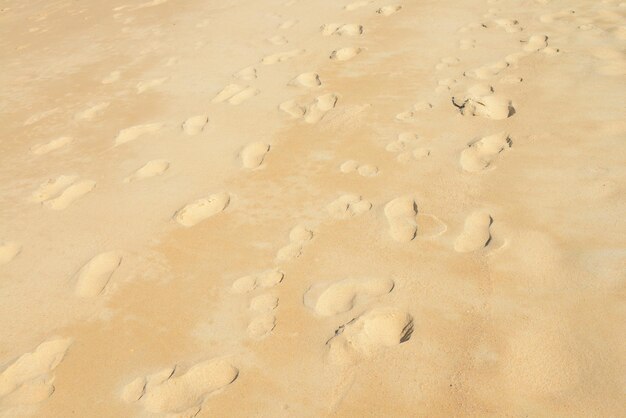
[{"xmin": 0, "ymin": 0, "xmax": 625, "ymax": 416}]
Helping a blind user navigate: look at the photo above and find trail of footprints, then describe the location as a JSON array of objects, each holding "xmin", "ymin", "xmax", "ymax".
[{"xmin": 3, "ymin": 0, "xmax": 556, "ymax": 411}]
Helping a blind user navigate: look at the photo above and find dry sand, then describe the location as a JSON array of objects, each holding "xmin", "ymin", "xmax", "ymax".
[{"xmin": 1, "ymin": 0, "xmax": 625, "ymax": 416}]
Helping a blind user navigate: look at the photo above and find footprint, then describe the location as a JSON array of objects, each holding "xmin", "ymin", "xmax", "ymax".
[
  {"xmin": 288, "ymin": 72, "xmax": 321, "ymax": 88},
  {"xmin": 452, "ymin": 87, "xmax": 514, "ymax": 120},
  {"xmin": 329, "ymin": 47, "xmax": 361, "ymax": 61},
  {"xmin": 32, "ymin": 175, "xmax": 78, "ymax": 203},
  {"xmin": 75, "ymin": 102, "xmax": 110, "ymax": 121},
  {"xmin": 522, "ymin": 34, "xmax": 548, "ymax": 52},
  {"xmin": 344, "ymin": 1, "xmax": 370, "ymax": 11},
  {"xmin": 136, "ymin": 77, "xmax": 168, "ymax": 94},
  {"xmin": 123, "ymin": 359, "xmax": 238, "ymax": 415},
  {"xmin": 74, "ymin": 251, "xmax": 122, "ymax": 298},
  {"xmin": 320, "ymin": 23, "xmax": 363, "ymax": 36},
  {"xmin": 279, "ymin": 93, "xmax": 338, "ymax": 124},
  {"xmin": 340, "ymin": 160, "xmax": 378, "ymax": 176},
  {"xmin": 212, "ymin": 84, "xmax": 259, "ymax": 105},
  {"xmin": 241, "ymin": 142, "xmax": 270, "ymax": 169},
  {"xmin": 386, "ymin": 133, "xmax": 431, "ymax": 163},
  {"xmin": 459, "ymin": 38, "xmax": 476, "ymax": 50},
  {"xmin": 493, "ymin": 18, "xmax": 523, "ymax": 33},
  {"xmin": 395, "ymin": 102, "xmax": 433, "ymax": 121},
  {"xmin": 327, "ymin": 194, "xmax": 372, "ymax": 219},
  {"xmin": 464, "ymin": 60, "xmax": 509, "ymax": 79},
  {"xmin": 275, "ymin": 225, "xmax": 314, "ymax": 263},
  {"xmin": 30, "ymin": 136, "xmax": 72, "ymax": 155},
  {"xmin": 454, "ymin": 211, "xmax": 492, "ymax": 253},
  {"xmin": 304, "ymin": 277, "xmax": 394, "ymax": 316},
  {"xmin": 115, "ymin": 123, "xmax": 164, "ymax": 146},
  {"xmin": 234, "ymin": 66, "xmax": 257, "ymax": 81},
  {"xmin": 174, "ymin": 192, "xmax": 230, "ymax": 227},
  {"xmin": 435, "ymin": 56, "xmax": 460, "ymax": 70},
  {"xmin": 248, "ymin": 314, "xmax": 276, "ymax": 338},
  {"xmin": 261, "ymin": 49, "xmax": 304, "ymax": 65},
  {"xmin": 279, "ymin": 19, "xmax": 298, "ymax": 29},
  {"xmin": 123, "ymin": 160, "xmax": 169, "ymax": 183},
  {"xmin": 182, "ymin": 115, "xmax": 209, "ymax": 135},
  {"xmin": 212, "ymin": 84, "xmax": 246, "ymax": 103},
  {"xmin": 228, "ymin": 87, "xmax": 260, "ymax": 105},
  {"xmin": 0, "ymin": 338, "xmax": 73, "ymax": 404},
  {"xmin": 327, "ymin": 308, "xmax": 413, "ymax": 364},
  {"xmin": 376, "ymin": 5, "xmax": 402, "ymax": 16},
  {"xmin": 232, "ymin": 270, "xmax": 284, "ymax": 294},
  {"xmin": 102, "ymin": 70, "xmax": 121, "ymax": 84},
  {"xmin": 384, "ymin": 196, "xmax": 418, "ymax": 242},
  {"xmin": 267, "ymin": 35, "xmax": 288, "ymax": 46},
  {"xmin": 43, "ymin": 180, "xmax": 96, "ymax": 210},
  {"xmin": 0, "ymin": 242, "xmax": 21, "ymax": 266},
  {"xmin": 460, "ymin": 132, "xmax": 511, "ymax": 172},
  {"xmin": 250, "ymin": 294, "xmax": 279, "ymax": 312}
]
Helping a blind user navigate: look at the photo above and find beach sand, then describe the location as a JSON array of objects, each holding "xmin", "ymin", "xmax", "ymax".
[{"xmin": 0, "ymin": 0, "xmax": 625, "ymax": 416}]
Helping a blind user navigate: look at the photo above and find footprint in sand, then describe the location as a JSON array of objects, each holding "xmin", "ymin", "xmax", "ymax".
[
  {"xmin": 384, "ymin": 196, "xmax": 418, "ymax": 242},
  {"xmin": 75, "ymin": 102, "xmax": 110, "ymax": 121},
  {"xmin": 0, "ymin": 338, "xmax": 73, "ymax": 404},
  {"xmin": 435, "ymin": 56, "xmax": 460, "ymax": 70},
  {"xmin": 329, "ymin": 47, "xmax": 362, "ymax": 61},
  {"xmin": 261, "ymin": 49, "xmax": 304, "ymax": 65},
  {"xmin": 275, "ymin": 225, "xmax": 314, "ymax": 263},
  {"xmin": 340, "ymin": 160, "xmax": 378, "ymax": 177},
  {"xmin": 304, "ymin": 277, "xmax": 394, "ymax": 316},
  {"xmin": 0, "ymin": 242, "xmax": 21, "ymax": 266},
  {"xmin": 240, "ymin": 142, "xmax": 270, "ymax": 169},
  {"xmin": 182, "ymin": 115, "xmax": 209, "ymax": 135},
  {"xmin": 30, "ymin": 136, "xmax": 73, "ymax": 155},
  {"xmin": 327, "ymin": 308, "xmax": 413, "ymax": 364},
  {"xmin": 122, "ymin": 359, "xmax": 238, "ymax": 416},
  {"xmin": 386, "ymin": 133, "xmax": 431, "ymax": 163},
  {"xmin": 288, "ymin": 72, "xmax": 322, "ymax": 88},
  {"xmin": 174, "ymin": 192, "xmax": 230, "ymax": 227},
  {"xmin": 464, "ymin": 60, "xmax": 509, "ymax": 80},
  {"xmin": 459, "ymin": 38, "xmax": 476, "ymax": 50},
  {"xmin": 212, "ymin": 84, "xmax": 259, "ymax": 105},
  {"xmin": 74, "ymin": 251, "xmax": 122, "ymax": 298},
  {"xmin": 248, "ymin": 313, "xmax": 277, "ymax": 338},
  {"xmin": 124, "ymin": 160, "xmax": 170, "ymax": 183},
  {"xmin": 384, "ymin": 196, "xmax": 446, "ymax": 242},
  {"xmin": 327, "ymin": 194, "xmax": 372, "ymax": 219},
  {"xmin": 454, "ymin": 211, "xmax": 492, "ymax": 253},
  {"xmin": 234, "ymin": 66, "xmax": 257, "ymax": 81},
  {"xmin": 34, "ymin": 177, "xmax": 96, "ymax": 210},
  {"xmin": 250, "ymin": 293, "xmax": 279, "ymax": 312},
  {"xmin": 396, "ymin": 102, "xmax": 433, "ymax": 121},
  {"xmin": 320, "ymin": 23, "xmax": 363, "ymax": 36},
  {"xmin": 345, "ymin": 1, "xmax": 371, "ymax": 11},
  {"xmin": 247, "ymin": 293, "xmax": 279, "ymax": 338},
  {"xmin": 492, "ymin": 18, "xmax": 523, "ymax": 33},
  {"xmin": 279, "ymin": 19, "xmax": 298, "ymax": 29},
  {"xmin": 522, "ymin": 34, "xmax": 548, "ymax": 52},
  {"xmin": 460, "ymin": 132, "xmax": 512, "ymax": 172},
  {"xmin": 279, "ymin": 93, "xmax": 338, "ymax": 124},
  {"xmin": 136, "ymin": 77, "xmax": 168, "ymax": 94},
  {"xmin": 376, "ymin": 5, "xmax": 402, "ymax": 16},
  {"xmin": 232, "ymin": 270, "xmax": 284, "ymax": 294},
  {"xmin": 32, "ymin": 175, "xmax": 78, "ymax": 203},
  {"xmin": 101, "ymin": 70, "xmax": 121, "ymax": 84},
  {"xmin": 115, "ymin": 123, "xmax": 164, "ymax": 146},
  {"xmin": 267, "ymin": 35, "xmax": 288, "ymax": 46},
  {"xmin": 452, "ymin": 85, "xmax": 514, "ymax": 120}
]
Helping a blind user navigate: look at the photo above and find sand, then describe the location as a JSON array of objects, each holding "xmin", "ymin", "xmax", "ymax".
[{"xmin": 0, "ymin": 0, "xmax": 625, "ymax": 416}]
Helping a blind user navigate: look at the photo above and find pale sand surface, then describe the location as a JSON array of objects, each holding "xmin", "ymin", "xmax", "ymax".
[{"xmin": 1, "ymin": 0, "xmax": 625, "ymax": 416}]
